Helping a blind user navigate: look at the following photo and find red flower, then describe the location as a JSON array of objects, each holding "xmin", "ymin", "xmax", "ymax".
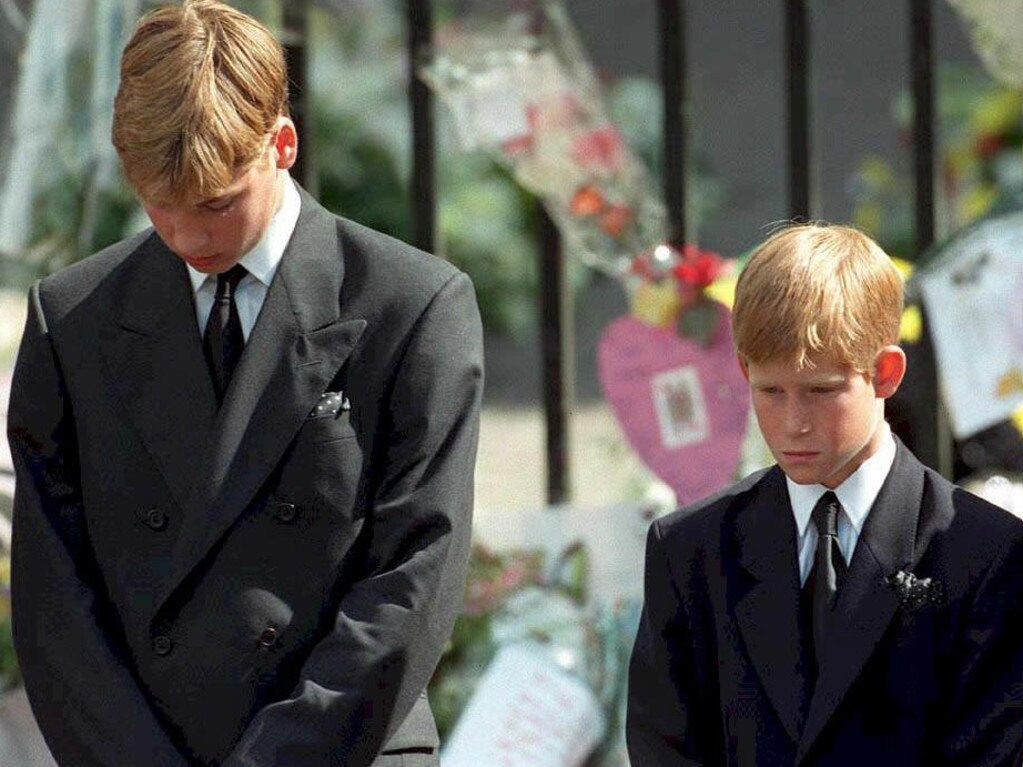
[
  {"xmin": 630, "ymin": 256, "xmax": 652, "ymax": 280},
  {"xmin": 527, "ymin": 95, "xmax": 583, "ymax": 133},
  {"xmin": 976, "ymin": 134, "xmax": 1004, "ymax": 159},
  {"xmin": 525, "ymin": 103, "xmax": 542, "ymax": 132},
  {"xmin": 502, "ymin": 134, "xmax": 534, "ymax": 157},
  {"xmin": 572, "ymin": 126, "xmax": 625, "ymax": 173},
  {"xmin": 671, "ymin": 246, "xmax": 725, "ymax": 289},
  {"xmin": 570, "ymin": 184, "xmax": 605, "ymax": 217},
  {"xmin": 599, "ymin": 204, "xmax": 633, "ymax": 237}
]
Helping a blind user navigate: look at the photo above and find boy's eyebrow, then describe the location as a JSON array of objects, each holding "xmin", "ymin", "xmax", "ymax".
[
  {"xmin": 749, "ymin": 374, "xmax": 847, "ymax": 387},
  {"xmin": 197, "ymin": 175, "xmax": 248, "ymax": 207},
  {"xmin": 198, "ymin": 190, "xmax": 239, "ymax": 207}
]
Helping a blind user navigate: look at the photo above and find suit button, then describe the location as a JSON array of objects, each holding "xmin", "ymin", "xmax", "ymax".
[
  {"xmin": 274, "ymin": 502, "xmax": 298, "ymax": 524},
  {"xmin": 258, "ymin": 627, "xmax": 278, "ymax": 647},
  {"xmin": 144, "ymin": 507, "xmax": 168, "ymax": 531},
  {"xmin": 153, "ymin": 635, "xmax": 173, "ymax": 656}
]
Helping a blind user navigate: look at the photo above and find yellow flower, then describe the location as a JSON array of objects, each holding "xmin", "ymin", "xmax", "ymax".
[
  {"xmin": 853, "ymin": 155, "xmax": 896, "ymax": 191},
  {"xmin": 959, "ymin": 185, "xmax": 999, "ymax": 224},
  {"xmin": 1013, "ymin": 406, "xmax": 1023, "ymax": 436},
  {"xmin": 969, "ymin": 90, "xmax": 1023, "ymax": 136},
  {"xmin": 890, "ymin": 257, "xmax": 914, "ymax": 280},
  {"xmin": 900, "ymin": 305, "xmax": 923, "ymax": 344},
  {"xmin": 705, "ymin": 275, "xmax": 737, "ymax": 309}
]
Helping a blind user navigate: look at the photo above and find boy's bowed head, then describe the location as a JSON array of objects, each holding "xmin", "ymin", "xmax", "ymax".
[
  {"xmin": 731, "ymin": 224, "xmax": 908, "ymax": 488},
  {"xmin": 112, "ymin": 0, "xmax": 298, "ymax": 274}
]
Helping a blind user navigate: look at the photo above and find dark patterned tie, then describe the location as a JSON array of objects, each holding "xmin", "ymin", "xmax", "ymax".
[
  {"xmin": 809, "ymin": 491, "xmax": 847, "ymax": 673},
  {"xmin": 202, "ymin": 264, "xmax": 248, "ymax": 405}
]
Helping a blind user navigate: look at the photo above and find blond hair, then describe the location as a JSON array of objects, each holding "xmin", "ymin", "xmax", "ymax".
[
  {"xmin": 112, "ymin": 0, "xmax": 289, "ymax": 204},
  {"xmin": 732, "ymin": 223, "xmax": 904, "ymax": 374}
]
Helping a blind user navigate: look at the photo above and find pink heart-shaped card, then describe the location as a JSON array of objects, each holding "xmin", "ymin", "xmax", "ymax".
[{"xmin": 598, "ymin": 303, "xmax": 750, "ymax": 506}]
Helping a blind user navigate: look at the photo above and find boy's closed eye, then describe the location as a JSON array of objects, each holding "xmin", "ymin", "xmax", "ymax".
[{"xmin": 204, "ymin": 196, "xmax": 237, "ymax": 213}]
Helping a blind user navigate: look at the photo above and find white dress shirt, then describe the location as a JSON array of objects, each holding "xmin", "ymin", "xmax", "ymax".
[
  {"xmin": 787, "ymin": 423, "xmax": 897, "ymax": 586},
  {"xmin": 187, "ymin": 175, "xmax": 301, "ymax": 341}
]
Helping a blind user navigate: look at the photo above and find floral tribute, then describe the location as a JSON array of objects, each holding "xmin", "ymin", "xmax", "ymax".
[
  {"xmin": 420, "ymin": 3, "xmax": 665, "ymax": 277},
  {"xmin": 420, "ymin": 2, "xmax": 741, "ymax": 338},
  {"xmin": 428, "ymin": 543, "xmax": 639, "ymax": 767},
  {"xmin": 626, "ymin": 243, "xmax": 732, "ymax": 345}
]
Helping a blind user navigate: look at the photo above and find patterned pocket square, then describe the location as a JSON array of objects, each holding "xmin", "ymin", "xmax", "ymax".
[
  {"xmin": 309, "ymin": 391, "xmax": 351, "ymax": 419},
  {"xmin": 887, "ymin": 570, "xmax": 944, "ymax": 610}
]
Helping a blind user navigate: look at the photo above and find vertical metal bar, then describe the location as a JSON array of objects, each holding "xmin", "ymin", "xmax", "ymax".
[
  {"xmin": 911, "ymin": 0, "xmax": 936, "ymax": 254},
  {"xmin": 282, "ymin": 0, "xmax": 316, "ymax": 195},
  {"xmin": 538, "ymin": 206, "xmax": 572, "ymax": 504},
  {"xmin": 527, "ymin": 5, "xmax": 572, "ymax": 505},
  {"xmin": 785, "ymin": 0, "xmax": 811, "ymax": 220},
  {"xmin": 407, "ymin": 0, "xmax": 437, "ymax": 253},
  {"xmin": 909, "ymin": 0, "xmax": 953, "ymax": 478},
  {"xmin": 659, "ymin": 0, "xmax": 686, "ymax": 246}
]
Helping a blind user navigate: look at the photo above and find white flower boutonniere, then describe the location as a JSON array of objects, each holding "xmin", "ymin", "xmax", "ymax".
[{"xmin": 887, "ymin": 570, "xmax": 945, "ymax": 610}]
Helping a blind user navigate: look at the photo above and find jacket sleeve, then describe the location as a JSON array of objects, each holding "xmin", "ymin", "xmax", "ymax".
[
  {"xmin": 938, "ymin": 524, "xmax": 1023, "ymax": 767},
  {"xmin": 222, "ymin": 271, "xmax": 483, "ymax": 767},
  {"xmin": 7, "ymin": 283, "xmax": 193, "ymax": 767},
  {"xmin": 626, "ymin": 521, "xmax": 707, "ymax": 766}
]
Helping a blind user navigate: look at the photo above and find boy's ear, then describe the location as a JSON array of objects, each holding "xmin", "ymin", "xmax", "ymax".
[
  {"xmin": 738, "ymin": 355, "xmax": 750, "ymax": 382},
  {"xmin": 872, "ymin": 345, "xmax": 906, "ymax": 399},
  {"xmin": 271, "ymin": 116, "xmax": 298, "ymax": 171}
]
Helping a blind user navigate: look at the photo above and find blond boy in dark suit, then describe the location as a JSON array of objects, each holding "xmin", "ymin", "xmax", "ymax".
[
  {"xmin": 7, "ymin": 3, "xmax": 482, "ymax": 765},
  {"xmin": 627, "ymin": 224, "xmax": 1023, "ymax": 766}
]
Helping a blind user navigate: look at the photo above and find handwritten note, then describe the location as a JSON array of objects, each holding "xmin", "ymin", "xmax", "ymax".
[
  {"xmin": 919, "ymin": 210, "xmax": 1023, "ymax": 437},
  {"xmin": 442, "ymin": 643, "xmax": 605, "ymax": 767}
]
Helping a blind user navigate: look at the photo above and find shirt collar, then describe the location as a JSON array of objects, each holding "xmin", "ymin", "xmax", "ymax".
[
  {"xmin": 186, "ymin": 174, "xmax": 302, "ymax": 293},
  {"xmin": 787, "ymin": 422, "xmax": 897, "ymax": 538}
]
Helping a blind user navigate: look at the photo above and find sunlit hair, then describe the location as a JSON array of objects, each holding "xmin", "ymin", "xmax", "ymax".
[
  {"xmin": 732, "ymin": 223, "xmax": 904, "ymax": 374},
  {"xmin": 112, "ymin": 0, "xmax": 289, "ymax": 205}
]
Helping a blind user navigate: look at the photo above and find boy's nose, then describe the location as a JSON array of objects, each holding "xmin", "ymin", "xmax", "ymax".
[
  {"xmin": 784, "ymin": 404, "xmax": 811, "ymax": 435},
  {"xmin": 168, "ymin": 219, "xmax": 211, "ymax": 256}
]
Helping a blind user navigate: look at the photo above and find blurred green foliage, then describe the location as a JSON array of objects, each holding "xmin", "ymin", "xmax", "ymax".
[
  {"xmin": 0, "ymin": 551, "xmax": 15, "ymax": 692},
  {"xmin": 25, "ymin": 173, "xmax": 138, "ymax": 276},
  {"xmin": 0, "ymin": 618, "xmax": 17, "ymax": 693}
]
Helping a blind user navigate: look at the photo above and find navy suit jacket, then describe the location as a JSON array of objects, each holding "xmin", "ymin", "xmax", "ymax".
[
  {"xmin": 7, "ymin": 189, "xmax": 483, "ymax": 766},
  {"xmin": 627, "ymin": 441, "xmax": 1023, "ymax": 766}
]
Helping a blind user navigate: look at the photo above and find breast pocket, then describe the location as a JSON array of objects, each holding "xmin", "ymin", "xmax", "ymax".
[
  {"xmin": 275, "ymin": 410, "xmax": 366, "ymax": 521},
  {"xmin": 298, "ymin": 409, "xmax": 357, "ymax": 445}
]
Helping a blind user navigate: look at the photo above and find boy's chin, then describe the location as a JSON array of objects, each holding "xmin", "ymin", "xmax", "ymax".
[
  {"xmin": 778, "ymin": 460, "xmax": 828, "ymax": 487},
  {"xmin": 783, "ymin": 469, "xmax": 821, "ymax": 486}
]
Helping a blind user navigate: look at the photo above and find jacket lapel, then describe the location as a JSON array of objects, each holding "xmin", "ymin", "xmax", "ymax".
[
  {"xmin": 100, "ymin": 236, "xmax": 218, "ymax": 513},
  {"xmin": 796, "ymin": 441, "xmax": 925, "ymax": 762},
  {"xmin": 733, "ymin": 467, "xmax": 808, "ymax": 743},
  {"xmin": 156, "ymin": 190, "xmax": 366, "ymax": 613}
]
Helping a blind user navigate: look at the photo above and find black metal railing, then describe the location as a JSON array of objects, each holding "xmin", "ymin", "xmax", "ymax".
[
  {"xmin": 659, "ymin": 0, "xmax": 687, "ymax": 246},
  {"xmin": 282, "ymin": 0, "xmax": 951, "ymax": 502},
  {"xmin": 785, "ymin": 0, "xmax": 811, "ymax": 221}
]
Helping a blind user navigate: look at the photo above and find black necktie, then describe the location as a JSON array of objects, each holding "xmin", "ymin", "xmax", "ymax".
[
  {"xmin": 808, "ymin": 491, "xmax": 847, "ymax": 674},
  {"xmin": 203, "ymin": 264, "xmax": 248, "ymax": 405}
]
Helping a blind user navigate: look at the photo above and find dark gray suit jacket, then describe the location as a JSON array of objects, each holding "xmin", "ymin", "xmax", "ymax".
[
  {"xmin": 6, "ymin": 189, "xmax": 483, "ymax": 766},
  {"xmin": 627, "ymin": 441, "xmax": 1023, "ymax": 766}
]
